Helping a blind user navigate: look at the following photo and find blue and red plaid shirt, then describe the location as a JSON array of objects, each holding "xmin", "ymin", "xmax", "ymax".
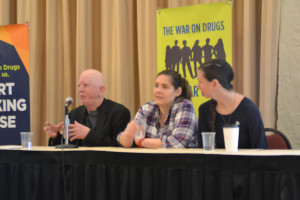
[{"xmin": 134, "ymin": 98, "xmax": 198, "ymax": 148}]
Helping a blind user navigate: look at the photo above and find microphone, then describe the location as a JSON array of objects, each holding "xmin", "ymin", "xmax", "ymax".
[
  {"xmin": 56, "ymin": 96, "xmax": 78, "ymax": 149},
  {"xmin": 65, "ymin": 97, "xmax": 73, "ymax": 107}
]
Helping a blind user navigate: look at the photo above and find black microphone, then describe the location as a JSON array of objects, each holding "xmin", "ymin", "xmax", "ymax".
[{"xmin": 65, "ymin": 97, "xmax": 73, "ymax": 107}]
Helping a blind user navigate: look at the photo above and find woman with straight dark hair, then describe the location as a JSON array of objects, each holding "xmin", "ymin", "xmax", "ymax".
[
  {"xmin": 197, "ymin": 59, "xmax": 268, "ymax": 149},
  {"xmin": 118, "ymin": 69, "xmax": 198, "ymax": 148}
]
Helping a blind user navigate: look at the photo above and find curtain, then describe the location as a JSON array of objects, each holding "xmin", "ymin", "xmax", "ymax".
[{"xmin": 0, "ymin": 0, "xmax": 280, "ymax": 146}]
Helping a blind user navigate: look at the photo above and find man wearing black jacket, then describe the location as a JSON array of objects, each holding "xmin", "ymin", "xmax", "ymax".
[{"xmin": 44, "ymin": 69, "xmax": 130, "ymax": 147}]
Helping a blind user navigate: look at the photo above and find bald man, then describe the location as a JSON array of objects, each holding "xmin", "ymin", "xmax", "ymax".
[{"xmin": 44, "ymin": 69, "xmax": 130, "ymax": 146}]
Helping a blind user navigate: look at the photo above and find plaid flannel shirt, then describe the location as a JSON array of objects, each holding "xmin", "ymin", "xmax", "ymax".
[{"xmin": 134, "ymin": 98, "xmax": 198, "ymax": 148}]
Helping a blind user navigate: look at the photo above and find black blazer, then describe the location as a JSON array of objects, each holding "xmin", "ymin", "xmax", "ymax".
[{"xmin": 49, "ymin": 98, "xmax": 130, "ymax": 147}]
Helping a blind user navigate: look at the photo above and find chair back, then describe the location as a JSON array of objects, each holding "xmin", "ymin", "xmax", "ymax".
[{"xmin": 265, "ymin": 128, "xmax": 292, "ymax": 149}]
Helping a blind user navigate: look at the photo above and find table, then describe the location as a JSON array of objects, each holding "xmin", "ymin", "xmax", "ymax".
[{"xmin": 1, "ymin": 146, "xmax": 300, "ymax": 200}]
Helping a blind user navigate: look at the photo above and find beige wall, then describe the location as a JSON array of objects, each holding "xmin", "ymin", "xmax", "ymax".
[{"xmin": 278, "ymin": 0, "xmax": 300, "ymax": 149}]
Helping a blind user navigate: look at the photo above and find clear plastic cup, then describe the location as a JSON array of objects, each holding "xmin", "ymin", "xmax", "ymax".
[
  {"xmin": 20, "ymin": 132, "xmax": 33, "ymax": 149},
  {"xmin": 201, "ymin": 132, "xmax": 216, "ymax": 151}
]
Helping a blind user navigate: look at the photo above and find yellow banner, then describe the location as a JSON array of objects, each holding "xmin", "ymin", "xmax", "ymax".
[{"xmin": 157, "ymin": 1, "xmax": 232, "ymax": 116}]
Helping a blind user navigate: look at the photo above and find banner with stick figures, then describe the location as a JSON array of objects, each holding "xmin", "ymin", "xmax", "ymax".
[
  {"xmin": 0, "ymin": 24, "xmax": 30, "ymax": 145},
  {"xmin": 157, "ymin": 1, "xmax": 232, "ymax": 116}
]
